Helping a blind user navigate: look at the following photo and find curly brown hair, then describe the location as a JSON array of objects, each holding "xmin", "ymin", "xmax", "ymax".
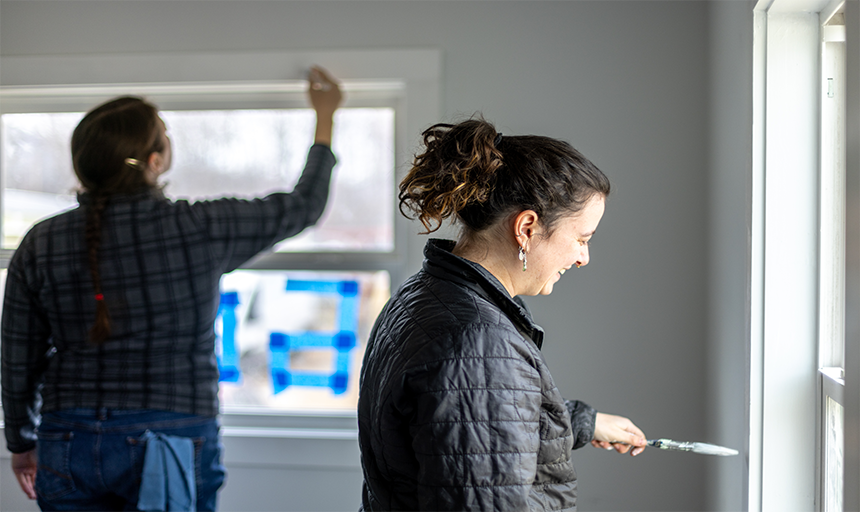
[{"xmin": 399, "ymin": 116, "xmax": 610, "ymax": 238}]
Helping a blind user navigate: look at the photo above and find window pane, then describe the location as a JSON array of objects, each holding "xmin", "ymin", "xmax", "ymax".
[
  {"xmin": 0, "ymin": 267, "xmax": 387, "ymax": 413},
  {"xmin": 824, "ymin": 396, "xmax": 844, "ymax": 511},
  {"xmin": 162, "ymin": 108, "xmax": 394, "ymax": 253},
  {"xmin": 1, "ymin": 108, "xmax": 395, "ymax": 252},
  {"xmin": 217, "ymin": 269, "xmax": 389, "ymax": 412},
  {"xmin": 819, "ymin": 35, "xmax": 847, "ymax": 368},
  {"xmin": 0, "ymin": 112, "xmax": 82, "ymax": 248}
]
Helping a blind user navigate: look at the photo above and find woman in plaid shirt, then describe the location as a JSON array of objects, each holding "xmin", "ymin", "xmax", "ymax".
[{"xmin": 2, "ymin": 67, "xmax": 342, "ymax": 511}]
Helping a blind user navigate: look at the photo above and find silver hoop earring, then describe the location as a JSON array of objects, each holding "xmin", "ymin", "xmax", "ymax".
[{"xmin": 518, "ymin": 246, "xmax": 527, "ymax": 272}]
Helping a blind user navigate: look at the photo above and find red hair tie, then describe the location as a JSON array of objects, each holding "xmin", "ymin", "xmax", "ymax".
[{"xmin": 94, "ymin": 293, "xmax": 104, "ymax": 301}]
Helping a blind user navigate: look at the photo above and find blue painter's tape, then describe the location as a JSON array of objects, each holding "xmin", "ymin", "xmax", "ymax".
[
  {"xmin": 334, "ymin": 331, "xmax": 356, "ymax": 350},
  {"xmin": 270, "ymin": 332, "xmax": 290, "ymax": 350},
  {"xmin": 290, "ymin": 373, "xmax": 328, "ymax": 387},
  {"xmin": 272, "ymin": 369, "xmax": 291, "ymax": 393},
  {"xmin": 268, "ymin": 277, "xmax": 363, "ymax": 396},
  {"xmin": 337, "ymin": 280, "xmax": 359, "ymax": 297},
  {"xmin": 338, "ymin": 297, "xmax": 360, "ymax": 332},
  {"xmin": 219, "ymin": 366, "xmax": 241, "ymax": 383},
  {"xmin": 269, "ymin": 332, "xmax": 292, "ymax": 394},
  {"xmin": 335, "ymin": 349, "xmax": 351, "ymax": 373},
  {"xmin": 285, "ymin": 280, "xmax": 339, "ymax": 294},
  {"xmin": 217, "ymin": 291, "xmax": 242, "ymax": 383},
  {"xmin": 283, "ymin": 333, "xmax": 340, "ymax": 348},
  {"xmin": 220, "ymin": 291, "xmax": 240, "ymax": 306},
  {"xmin": 330, "ymin": 372, "xmax": 349, "ymax": 395}
]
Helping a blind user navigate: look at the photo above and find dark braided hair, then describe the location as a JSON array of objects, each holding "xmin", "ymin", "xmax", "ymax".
[
  {"xmin": 71, "ymin": 96, "xmax": 165, "ymax": 343},
  {"xmin": 399, "ymin": 115, "xmax": 610, "ymax": 238},
  {"xmin": 84, "ymin": 194, "xmax": 111, "ymax": 342}
]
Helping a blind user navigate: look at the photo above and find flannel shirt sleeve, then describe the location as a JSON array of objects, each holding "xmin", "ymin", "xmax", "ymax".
[
  {"xmin": 2, "ymin": 237, "xmax": 52, "ymax": 454},
  {"xmin": 191, "ymin": 144, "xmax": 336, "ymax": 272}
]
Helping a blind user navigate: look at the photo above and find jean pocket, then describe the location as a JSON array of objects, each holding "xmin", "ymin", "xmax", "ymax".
[
  {"xmin": 35, "ymin": 431, "xmax": 76, "ymax": 500},
  {"xmin": 126, "ymin": 433, "xmax": 148, "ymax": 488}
]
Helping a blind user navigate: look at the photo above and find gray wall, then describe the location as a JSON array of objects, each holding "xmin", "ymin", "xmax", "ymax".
[
  {"xmin": 705, "ymin": 1, "xmax": 755, "ymax": 511},
  {"xmin": 0, "ymin": 1, "xmax": 754, "ymax": 511}
]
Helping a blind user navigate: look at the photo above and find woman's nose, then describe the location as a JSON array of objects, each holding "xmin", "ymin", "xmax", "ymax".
[{"xmin": 576, "ymin": 246, "xmax": 590, "ymax": 268}]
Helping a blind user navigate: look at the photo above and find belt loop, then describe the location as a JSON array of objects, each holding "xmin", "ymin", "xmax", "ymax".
[{"xmin": 97, "ymin": 407, "xmax": 108, "ymax": 421}]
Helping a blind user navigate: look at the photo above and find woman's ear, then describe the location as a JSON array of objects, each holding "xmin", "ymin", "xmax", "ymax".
[
  {"xmin": 147, "ymin": 151, "xmax": 164, "ymax": 175},
  {"xmin": 513, "ymin": 210, "xmax": 540, "ymax": 249}
]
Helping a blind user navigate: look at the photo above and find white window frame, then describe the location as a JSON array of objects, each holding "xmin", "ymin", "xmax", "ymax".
[
  {"xmin": 842, "ymin": 0, "xmax": 860, "ymax": 509},
  {"xmin": 751, "ymin": 0, "xmax": 859, "ymax": 510},
  {"xmin": 0, "ymin": 48, "xmax": 441, "ymax": 432},
  {"xmin": 817, "ymin": 4, "xmax": 847, "ymax": 510},
  {"xmin": 1, "ymin": 82, "xmax": 400, "ymax": 267}
]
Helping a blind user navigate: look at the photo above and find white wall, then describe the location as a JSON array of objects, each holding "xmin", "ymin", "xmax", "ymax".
[{"xmin": 0, "ymin": 1, "xmax": 752, "ymax": 511}]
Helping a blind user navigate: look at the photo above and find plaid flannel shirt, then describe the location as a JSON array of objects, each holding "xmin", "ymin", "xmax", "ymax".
[{"xmin": 2, "ymin": 144, "xmax": 335, "ymax": 453}]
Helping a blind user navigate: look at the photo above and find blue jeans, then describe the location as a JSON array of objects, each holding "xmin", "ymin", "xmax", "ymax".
[{"xmin": 35, "ymin": 408, "xmax": 226, "ymax": 511}]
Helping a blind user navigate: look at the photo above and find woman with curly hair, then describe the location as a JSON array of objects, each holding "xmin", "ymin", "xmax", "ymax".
[{"xmin": 358, "ymin": 117, "xmax": 646, "ymax": 511}]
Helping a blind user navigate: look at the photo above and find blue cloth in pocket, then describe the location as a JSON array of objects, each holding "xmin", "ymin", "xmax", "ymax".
[{"xmin": 137, "ymin": 430, "xmax": 197, "ymax": 512}]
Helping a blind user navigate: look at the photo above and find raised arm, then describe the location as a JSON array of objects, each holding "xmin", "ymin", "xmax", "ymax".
[{"xmin": 194, "ymin": 67, "xmax": 342, "ymax": 272}]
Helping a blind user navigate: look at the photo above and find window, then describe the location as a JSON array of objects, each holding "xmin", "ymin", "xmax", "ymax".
[
  {"xmin": 752, "ymin": 0, "xmax": 857, "ymax": 510},
  {"xmin": 818, "ymin": 4, "xmax": 847, "ymax": 510},
  {"xmin": 0, "ymin": 49, "xmax": 441, "ymax": 432},
  {"xmin": 0, "ymin": 79, "xmax": 401, "ymax": 414},
  {"xmin": 2, "ymin": 102, "xmax": 395, "ymax": 253},
  {"xmin": 217, "ymin": 269, "xmax": 389, "ymax": 411},
  {"xmin": 0, "ymin": 112, "xmax": 80, "ymax": 248},
  {"xmin": 0, "ymin": 54, "xmax": 441, "ymax": 508}
]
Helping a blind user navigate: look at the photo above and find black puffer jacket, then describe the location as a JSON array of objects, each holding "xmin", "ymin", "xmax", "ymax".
[{"xmin": 358, "ymin": 239, "xmax": 596, "ymax": 511}]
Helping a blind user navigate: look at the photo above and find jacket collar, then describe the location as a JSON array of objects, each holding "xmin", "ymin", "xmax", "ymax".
[{"xmin": 422, "ymin": 238, "xmax": 545, "ymax": 349}]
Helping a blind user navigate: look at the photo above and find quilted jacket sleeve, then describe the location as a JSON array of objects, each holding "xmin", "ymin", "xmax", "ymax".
[
  {"xmin": 404, "ymin": 325, "xmax": 542, "ymax": 511},
  {"xmin": 564, "ymin": 400, "xmax": 597, "ymax": 449}
]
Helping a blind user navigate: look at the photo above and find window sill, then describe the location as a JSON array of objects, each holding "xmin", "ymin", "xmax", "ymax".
[{"xmin": 821, "ymin": 366, "xmax": 845, "ymax": 405}]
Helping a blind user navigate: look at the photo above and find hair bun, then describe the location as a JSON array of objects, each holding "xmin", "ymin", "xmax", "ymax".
[
  {"xmin": 399, "ymin": 118, "xmax": 503, "ymax": 233},
  {"xmin": 400, "ymin": 116, "xmax": 609, "ymax": 237}
]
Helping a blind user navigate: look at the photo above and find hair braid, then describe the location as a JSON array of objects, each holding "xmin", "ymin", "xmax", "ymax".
[
  {"xmin": 86, "ymin": 193, "xmax": 111, "ymax": 343},
  {"xmin": 72, "ymin": 96, "xmax": 164, "ymax": 344}
]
